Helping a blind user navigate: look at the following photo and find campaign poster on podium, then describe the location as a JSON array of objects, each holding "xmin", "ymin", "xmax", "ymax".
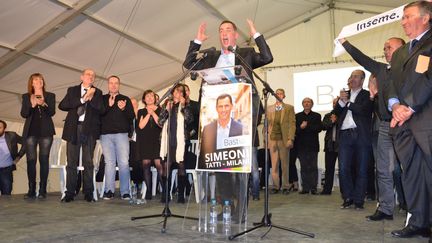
[{"xmin": 196, "ymin": 83, "xmax": 252, "ymax": 173}]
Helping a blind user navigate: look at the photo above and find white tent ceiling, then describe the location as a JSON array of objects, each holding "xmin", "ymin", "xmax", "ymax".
[{"xmin": 0, "ymin": 0, "xmax": 407, "ymax": 126}]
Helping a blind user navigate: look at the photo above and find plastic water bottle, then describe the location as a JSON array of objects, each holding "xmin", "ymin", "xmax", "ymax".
[
  {"xmin": 136, "ymin": 183, "xmax": 144, "ymax": 205},
  {"xmin": 222, "ymin": 200, "xmax": 231, "ymax": 234},
  {"xmin": 209, "ymin": 199, "xmax": 218, "ymax": 233},
  {"xmin": 130, "ymin": 184, "xmax": 137, "ymax": 204}
]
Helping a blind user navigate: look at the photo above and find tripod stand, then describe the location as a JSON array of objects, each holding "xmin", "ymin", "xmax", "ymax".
[
  {"xmin": 227, "ymin": 46, "xmax": 315, "ymax": 240},
  {"xmin": 131, "ymin": 99, "xmax": 198, "ymax": 233},
  {"xmin": 131, "ymin": 55, "xmax": 207, "ymax": 233}
]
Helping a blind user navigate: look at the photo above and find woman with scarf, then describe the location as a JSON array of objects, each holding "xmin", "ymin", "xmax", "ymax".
[{"xmin": 158, "ymin": 84, "xmax": 193, "ymax": 203}]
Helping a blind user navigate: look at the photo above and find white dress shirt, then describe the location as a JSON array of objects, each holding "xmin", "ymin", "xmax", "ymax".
[{"xmin": 340, "ymin": 88, "xmax": 361, "ymax": 130}]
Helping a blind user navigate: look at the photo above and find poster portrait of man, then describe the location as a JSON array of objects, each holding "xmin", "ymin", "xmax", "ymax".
[{"xmin": 197, "ymin": 83, "xmax": 252, "ymax": 172}]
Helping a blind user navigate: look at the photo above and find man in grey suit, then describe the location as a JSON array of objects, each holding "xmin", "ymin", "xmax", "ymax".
[{"xmin": 388, "ymin": 1, "xmax": 432, "ymax": 239}]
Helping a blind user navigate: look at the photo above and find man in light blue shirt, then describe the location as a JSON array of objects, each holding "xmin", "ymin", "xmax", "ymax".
[{"xmin": 0, "ymin": 120, "xmax": 24, "ymax": 195}]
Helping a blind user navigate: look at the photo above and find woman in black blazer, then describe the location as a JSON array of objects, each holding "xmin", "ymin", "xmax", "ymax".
[{"xmin": 20, "ymin": 73, "xmax": 56, "ymax": 199}]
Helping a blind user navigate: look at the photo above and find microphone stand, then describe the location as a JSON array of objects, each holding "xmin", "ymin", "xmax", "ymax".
[
  {"xmin": 131, "ymin": 54, "xmax": 207, "ymax": 233},
  {"xmin": 227, "ymin": 47, "xmax": 315, "ymax": 240}
]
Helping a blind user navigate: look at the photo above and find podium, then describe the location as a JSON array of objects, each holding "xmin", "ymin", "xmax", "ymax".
[{"xmin": 194, "ymin": 66, "xmax": 253, "ymax": 237}]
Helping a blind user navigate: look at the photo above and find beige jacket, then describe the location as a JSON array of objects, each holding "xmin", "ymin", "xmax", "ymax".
[{"xmin": 267, "ymin": 103, "xmax": 296, "ymax": 147}]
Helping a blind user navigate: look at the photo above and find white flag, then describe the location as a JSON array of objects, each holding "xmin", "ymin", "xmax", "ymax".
[{"xmin": 333, "ymin": 5, "xmax": 406, "ymax": 57}]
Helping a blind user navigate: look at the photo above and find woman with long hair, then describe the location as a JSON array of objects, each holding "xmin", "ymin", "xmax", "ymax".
[
  {"xmin": 158, "ymin": 84, "xmax": 192, "ymax": 203},
  {"xmin": 20, "ymin": 73, "xmax": 56, "ymax": 199},
  {"xmin": 136, "ymin": 90, "xmax": 162, "ymax": 200}
]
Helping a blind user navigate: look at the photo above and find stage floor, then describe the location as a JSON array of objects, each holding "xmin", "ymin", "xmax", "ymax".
[{"xmin": 0, "ymin": 189, "xmax": 427, "ymax": 243}]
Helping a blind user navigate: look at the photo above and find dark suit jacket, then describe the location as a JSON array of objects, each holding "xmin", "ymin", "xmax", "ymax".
[
  {"xmin": 20, "ymin": 92, "xmax": 56, "ymax": 138},
  {"xmin": 4, "ymin": 131, "xmax": 25, "ymax": 168},
  {"xmin": 389, "ymin": 30, "xmax": 432, "ymax": 112},
  {"xmin": 183, "ymin": 35, "xmax": 272, "ymax": 145},
  {"xmin": 343, "ymin": 41, "xmax": 393, "ymax": 121},
  {"xmin": 183, "ymin": 35, "xmax": 273, "ymax": 89},
  {"xmin": 294, "ymin": 111, "xmax": 322, "ymax": 152},
  {"xmin": 198, "ymin": 119, "xmax": 243, "ymax": 166},
  {"xmin": 322, "ymin": 111, "xmax": 338, "ymax": 153},
  {"xmin": 388, "ymin": 29, "xmax": 432, "ymax": 157},
  {"xmin": 334, "ymin": 89, "xmax": 374, "ymax": 144},
  {"xmin": 186, "ymin": 99, "xmax": 200, "ymax": 140},
  {"xmin": 59, "ymin": 84, "xmax": 105, "ymax": 143}
]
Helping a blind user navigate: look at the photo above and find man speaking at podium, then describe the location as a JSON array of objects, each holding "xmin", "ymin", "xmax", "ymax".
[
  {"xmin": 183, "ymin": 18, "xmax": 273, "ymax": 156},
  {"xmin": 183, "ymin": 19, "xmax": 273, "ymax": 108},
  {"xmin": 184, "ymin": 19, "xmax": 273, "ymax": 222}
]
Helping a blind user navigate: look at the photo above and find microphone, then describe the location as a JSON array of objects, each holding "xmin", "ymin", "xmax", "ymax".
[
  {"xmin": 193, "ymin": 47, "xmax": 216, "ymax": 54},
  {"xmin": 227, "ymin": 45, "xmax": 236, "ymax": 53},
  {"xmin": 190, "ymin": 71, "xmax": 198, "ymax": 81}
]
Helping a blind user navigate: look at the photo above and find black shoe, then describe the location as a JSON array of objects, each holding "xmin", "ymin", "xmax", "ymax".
[
  {"xmin": 310, "ymin": 189, "xmax": 318, "ymax": 195},
  {"xmin": 160, "ymin": 195, "xmax": 170, "ymax": 203},
  {"xmin": 84, "ymin": 194, "xmax": 95, "ymax": 202},
  {"xmin": 252, "ymin": 196, "xmax": 260, "ymax": 201},
  {"xmin": 61, "ymin": 195, "xmax": 74, "ymax": 203},
  {"xmin": 366, "ymin": 210, "xmax": 393, "ymax": 221},
  {"xmin": 24, "ymin": 192, "xmax": 36, "ymax": 199},
  {"xmin": 145, "ymin": 194, "xmax": 152, "ymax": 200},
  {"xmin": 320, "ymin": 191, "xmax": 331, "ymax": 195},
  {"xmin": 103, "ymin": 190, "xmax": 114, "ymax": 200},
  {"xmin": 287, "ymin": 184, "xmax": 294, "ymax": 192},
  {"xmin": 282, "ymin": 189, "xmax": 290, "ymax": 195},
  {"xmin": 299, "ymin": 190, "xmax": 309, "ymax": 194},
  {"xmin": 177, "ymin": 197, "xmax": 185, "ymax": 204},
  {"xmin": 391, "ymin": 225, "xmax": 431, "ymax": 238},
  {"xmin": 354, "ymin": 203, "xmax": 364, "ymax": 210},
  {"xmin": 270, "ymin": 189, "xmax": 279, "ymax": 194},
  {"xmin": 122, "ymin": 194, "xmax": 131, "ymax": 200},
  {"xmin": 38, "ymin": 182, "xmax": 47, "ymax": 199},
  {"xmin": 340, "ymin": 199, "xmax": 353, "ymax": 209}
]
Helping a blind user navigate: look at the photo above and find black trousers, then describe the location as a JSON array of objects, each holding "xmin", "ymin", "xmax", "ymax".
[
  {"xmin": 289, "ymin": 148, "xmax": 299, "ymax": 183},
  {"xmin": 25, "ymin": 136, "xmax": 53, "ymax": 189},
  {"xmin": 392, "ymin": 127, "xmax": 432, "ymax": 228},
  {"xmin": 297, "ymin": 150, "xmax": 318, "ymax": 192},
  {"xmin": 322, "ymin": 151, "xmax": 338, "ymax": 193},
  {"xmin": 0, "ymin": 165, "xmax": 14, "ymax": 195},
  {"xmin": 65, "ymin": 124, "xmax": 96, "ymax": 197}
]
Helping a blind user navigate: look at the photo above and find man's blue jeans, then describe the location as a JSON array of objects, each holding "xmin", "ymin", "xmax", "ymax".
[
  {"xmin": 100, "ymin": 133, "xmax": 130, "ymax": 196},
  {"xmin": 0, "ymin": 165, "xmax": 13, "ymax": 195},
  {"xmin": 251, "ymin": 147, "xmax": 260, "ymax": 198},
  {"xmin": 338, "ymin": 129, "xmax": 371, "ymax": 204}
]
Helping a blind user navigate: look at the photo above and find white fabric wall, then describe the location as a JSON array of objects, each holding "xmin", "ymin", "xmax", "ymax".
[
  {"xmin": 5, "ymin": 7, "xmax": 408, "ymax": 194},
  {"xmin": 261, "ymin": 9, "xmax": 405, "ymax": 173}
]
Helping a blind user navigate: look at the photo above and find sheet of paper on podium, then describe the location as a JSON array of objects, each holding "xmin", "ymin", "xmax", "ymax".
[{"xmin": 197, "ymin": 65, "xmax": 250, "ymax": 85}]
